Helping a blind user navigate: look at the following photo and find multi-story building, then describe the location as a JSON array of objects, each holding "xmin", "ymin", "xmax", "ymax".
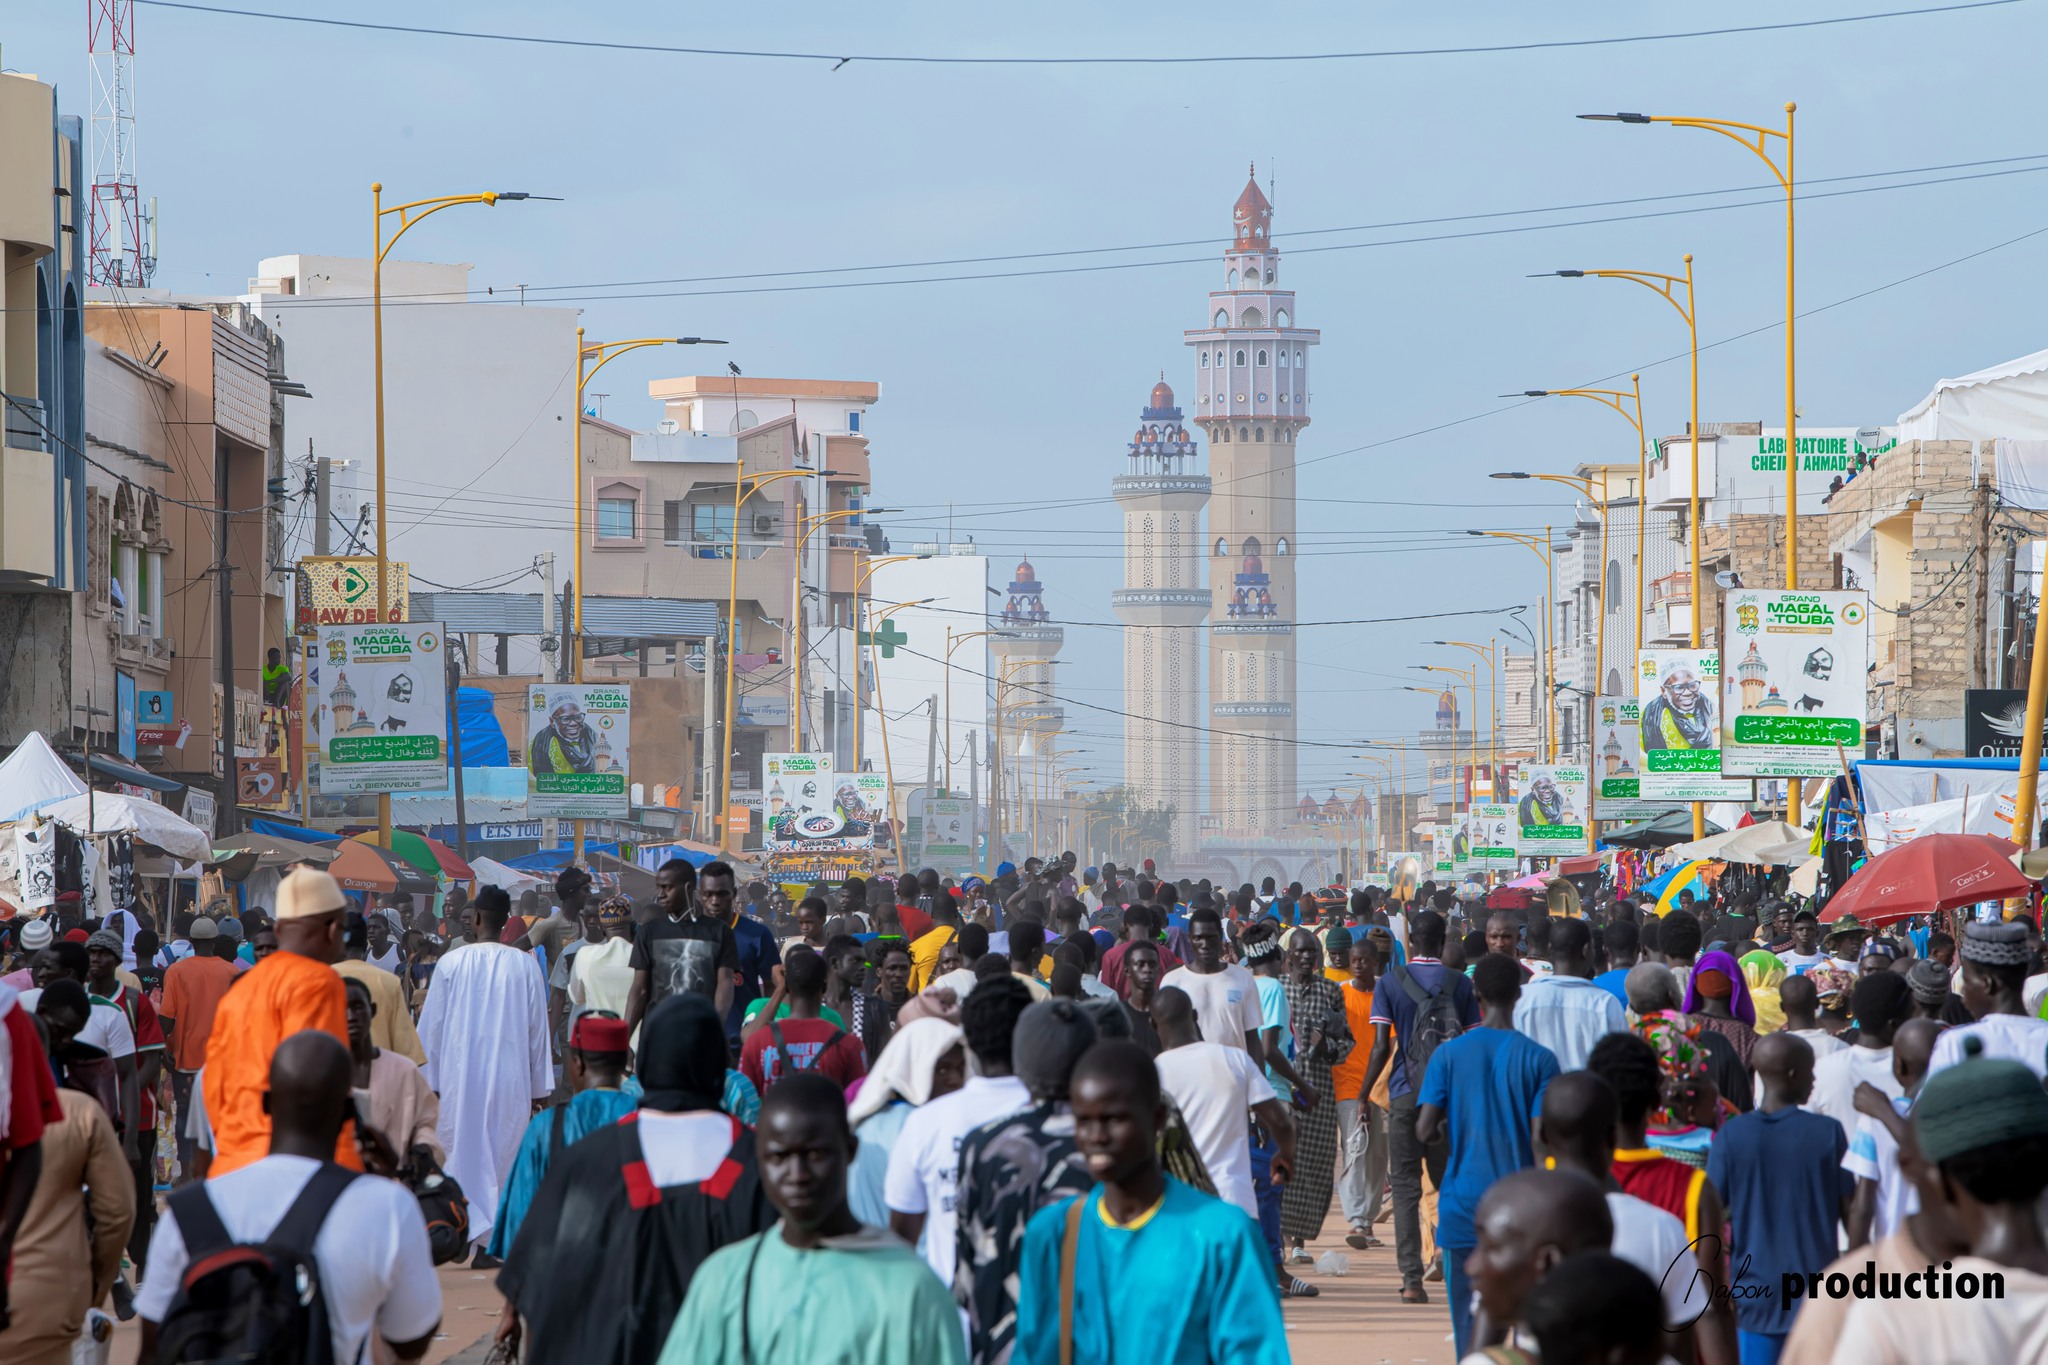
[
  {"xmin": 1112, "ymin": 377, "xmax": 1208, "ymax": 853},
  {"xmin": 0, "ymin": 72, "xmax": 88, "ymax": 740},
  {"xmin": 1186, "ymin": 170, "xmax": 1318, "ymax": 835},
  {"xmin": 249, "ymin": 254, "xmax": 577, "ymax": 671},
  {"xmin": 83, "ymin": 299, "xmax": 293, "ymax": 815}
]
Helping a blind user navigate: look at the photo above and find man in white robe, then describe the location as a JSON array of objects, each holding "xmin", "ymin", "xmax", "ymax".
[{"xmin": 417, "ymin": 885, "xmax": 553, "ymax": 1262}]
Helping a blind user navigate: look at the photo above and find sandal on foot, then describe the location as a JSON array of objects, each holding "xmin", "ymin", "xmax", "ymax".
[
  {"xmin": 1400, "ymin": 1284, "xmax": 1430, "ymax": 1305},
  {"xmin": 1283, "ymin": 1277, "xmax": 1322, "ymax": 1298},
  {"xmin": 1345, "ymin": 1227, "xmax": 1372, "ymax": 1250}
]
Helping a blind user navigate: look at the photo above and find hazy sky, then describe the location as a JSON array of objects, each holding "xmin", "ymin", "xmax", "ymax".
[{"xmin": 14, "ymin": 1, "xmax": 2048, "ymax": 797}]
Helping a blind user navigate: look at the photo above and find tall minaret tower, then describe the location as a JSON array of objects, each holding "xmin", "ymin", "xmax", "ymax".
[
  {"xmin": 1186, "ymin": 167, "xmax": 1319, "ymax": 835},
  {"xmin": 1113, "ymin": 376, "xmax": 1210, "ymax": 854}
]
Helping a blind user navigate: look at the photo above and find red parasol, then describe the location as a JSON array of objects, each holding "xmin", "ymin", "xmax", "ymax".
[{"xmin": 1818, "ymin": 832, "xmax": 2031, "ymax": 925}]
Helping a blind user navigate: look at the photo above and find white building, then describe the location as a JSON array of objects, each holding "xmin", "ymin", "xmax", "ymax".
[
  {"xmin": 248, "ymin": 255, "xmax": 576, "ymax": 667},
  {"xmin": 863, "ymin": 550, "xmax": 991, "ymax": 799}
]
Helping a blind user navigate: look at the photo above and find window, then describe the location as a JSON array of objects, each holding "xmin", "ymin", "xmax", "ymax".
[
  {"xmin": 1276, "ymin": 308, "xmax": 1290, "ymax": 327},
  {"xmin": 598, "ymin": 497, "xmax": 637, "ymax": 540},
  {"xmin": 691, "ymin": 502, "xmax": 735, "ymax": 545},
  {"xmin": 1256, "ymin": 349, "xmax": 1268, "ymax": 366},
  {"xmin": 1239, "ymin": 426, "xmax": 1250, "ymax": 442},
  {"xmin": 847, "ymin": 409, "xmax": 862, "ymax": 433},
  {"xmin": 1200, "ymin": 351, "xmax": 1209, "ymax": 368},
  {"xmin": 1241, "ymin": 306, "xmax": 1264, "ymax": 327},
  {"xmin": 1244, "ymin": 266, "xmax": 1260, "ymax": 284},
  {"xmin": 1215, "ymin": 349, "xmax": 1224, "ymax": 366},
  {"xmin": 663, "ymin": 500, "xmax": 687, "ymax": 545},
  {"xmin": 1294, "ymin": 349, "xmax": 1304, "ymax": 365},
  {"xmin": 1214, "ymin": 309, "xmax": 1228, "ymax": 327},
  {"xmin": 1228, "ymin": 268, "xmax": 1239, "ymax": 288},
  {"xmin": 145, "ymin": 550, "xmax": 164, "ymax": 638},
  {"xmin": 1278, "ymin": 350, "xmax": 1289, "ymax": 367},
  {"xmin": 1605, "ymin": 559, "xmax": 1620, "ymax": 607},
  {"xmin": 1215, "ymin": 537, "xmax": 1229, "ymax": 556},
  {"xmin": 1255, "ymin": 427, "xmax": 1265, "ymax": 442},
  {"xmin": 1234, "ymin": 349, "xmax": 1246, "ymax": 367},
  {"xmin": 1276, "ymin": 537, "xmax": 1290, "ymax": 555}
]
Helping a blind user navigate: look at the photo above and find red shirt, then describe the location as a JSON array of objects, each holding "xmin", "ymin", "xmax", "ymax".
[
  {"xmin": 1613, "ymin": 1146, "xmax": 1710, "ymax": 1242},
  {"xmin": 738, "ymin": 1015, "xmax": 867, "ymax": 1092},
  {"xmin": 3, "ymin": 997, "xmax": 60, "ymax": 1151},
  {"xmin": 1098, "ymin": 939, "xmax": 1183, "ymax": 1000},
  {"xmin": 101, "ymin": 982, "xmax": 166, "ymax": 1125}
]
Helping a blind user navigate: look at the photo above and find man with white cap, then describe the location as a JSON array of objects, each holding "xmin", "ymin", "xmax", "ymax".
[
  {"xmin": 201, "ymin": 867, "xmax": 355, "ymax": 1176},
  {"xmin": 2, "ymin": 917, "xmax": 51, "ymax": 990}
]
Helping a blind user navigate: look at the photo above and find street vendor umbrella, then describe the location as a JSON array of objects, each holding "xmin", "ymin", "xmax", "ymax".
[
  {"xmin": 212, "ymin": 831, "xmax": 340, "ymax": 868},
  {"xmin": 327, "ymin": 838, "xmax": 438, "ymax": 895},
  {"xmin": 1639, "ymin": 859, "xmax": 1714, "ymax": 916},
  {"xmin": 356, "ymin": 830, "xmax": 472, "ymax": 883},
  {"xmin": 1820, "ymin": 832, "xmax": 2030, "ymax": 925}
]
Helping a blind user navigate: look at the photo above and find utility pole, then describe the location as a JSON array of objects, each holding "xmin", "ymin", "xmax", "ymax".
[
  {"xmin": 925, "ymin": 694, "xmax": 939, "ymax": 796},
  {"xmin": 538, "ymin": 552, "xmax": 557, "ymax": 682},
  {"xmin": 313, "ymin": 446, "xmax": 331, "ymax": 555},
  {"xmin": 216, "ymin": 443, "xmax": 238, "ymax": 836},
  {"xmin": 447, "ymin": 639, "xmax": 468, "ymax": 861}
]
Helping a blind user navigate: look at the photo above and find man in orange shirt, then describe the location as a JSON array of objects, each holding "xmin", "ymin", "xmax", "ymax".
[
  {"xmin": 1327, "ymin": 926, "xmax": 1388, "ymax": 1250},
  {"xmin": 201, "ymin": 868, "xmax": 356, "ymax": 1176},
  {"xmin": 158, "ymin": 917, "xmax": 240, "ymax": 1178}
]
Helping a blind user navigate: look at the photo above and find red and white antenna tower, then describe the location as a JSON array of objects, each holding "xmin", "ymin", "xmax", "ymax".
[{"xmin": 86, "ymin": 0, "xmax": 154, "ymax": 286}]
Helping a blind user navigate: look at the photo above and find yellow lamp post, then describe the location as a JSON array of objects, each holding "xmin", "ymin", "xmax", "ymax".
[
  {"xmin": 1464, "ymin": 528, "xmax": 1557, "ymax": 759},
  {"xmin": 1355, "ymin": 742, "xmax": 1410, "ymax": 851},
  {"xmin": 1505, "ymin": 379, "xmax": 1649, "ymax": 660},
  {"xmin": 1490, "ymin": 470, "xmax": 1612, "ymax": 710},
  {"xmin": 369, "ymin": 182, "xmax": 547, "ymax": 845},
  {"xmin": 717, "ymin": 465, "xmax": 839, "ymax": 854},
  {"xmin": 1411, "ymin": 663, "xmax": 1478, "ymax": 830},
  {"xmin": 789, "ymin": 505, "xmax": 898, "ymax": 750},
  {"xmin": 989, "ymin": 658, "xmax": 1060, "ymax": 875},
  {"xmin": 568, "ymin": 332, "xmax": 725, "ymax": 860},
  {"xmin": 1430, "ymin": 639, "xmax": 1501, "ymax": 778},
  {"xmin": 942, "ymin": 628, "xmax": 999, "ymax": 797}
]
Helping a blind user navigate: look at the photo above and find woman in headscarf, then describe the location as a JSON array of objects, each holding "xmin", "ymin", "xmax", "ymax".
[
  {"xmin": 1683, "ymin": 949, "xmax": 1760, "ymax": 1068},
  {"xmin": 1633, "ymin": 1006, "xmax": 1719, "ymax": 1170},
  {"xmin": 1738, "ymin": 949, "xmax": 1788, "ymax": 1035},
  {"xmin": 1279, "ymin": 928, "xmax": 1351, "ymax": 1261},
  {"xmin": 497, "ymin": 994, "xmax": 776, "ymax": 1365},
  {"xmin": 845, "ymin": 1016, "xmax": 964, "ymax": 1232}
]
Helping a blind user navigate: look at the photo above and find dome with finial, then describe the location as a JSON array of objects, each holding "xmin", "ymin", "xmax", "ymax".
[
  {"xmin": 1002, "ymin": 556, "xmax": 1049, "ymax": 625},
  {"xmin": 1150, "ymin": 378, "xmax": 1175, "ymax": 411}
]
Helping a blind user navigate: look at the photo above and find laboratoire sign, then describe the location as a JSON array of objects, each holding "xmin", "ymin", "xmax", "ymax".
[
  {"xmin": 315, "ymin": 623, "xmax": 447, "ymax": 793},
  {"xmin": 1719, "ymin": 589, "xmax": 1870, "ymax": 778}
]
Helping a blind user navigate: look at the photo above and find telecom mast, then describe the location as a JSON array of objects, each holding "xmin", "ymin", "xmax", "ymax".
[{"xmin": 87, "ymin": 0, "xmax": 154, "ymax": 286}]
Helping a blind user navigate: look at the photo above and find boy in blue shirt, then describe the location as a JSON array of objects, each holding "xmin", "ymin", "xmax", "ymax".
[{"xmin": 1416, "ymin": 952, "xmax": 1560, "ymax": 1356}]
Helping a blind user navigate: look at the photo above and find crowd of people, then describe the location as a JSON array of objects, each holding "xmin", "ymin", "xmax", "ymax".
[{"xmin": 0, "ymin": 851, "xmax": 2043, "ymax": 1362}]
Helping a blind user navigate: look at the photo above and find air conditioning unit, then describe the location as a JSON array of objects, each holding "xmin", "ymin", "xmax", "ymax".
[{"xmin": 752, "ymin": 514, "xmax": 776, "ymax": 537}]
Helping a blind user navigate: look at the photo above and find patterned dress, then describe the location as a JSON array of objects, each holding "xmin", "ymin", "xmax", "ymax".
[
  {"xmin": 954, "ymin": 1102, "xmax": 1094, "ymax": 1365},
  {"xmin": 1280, "ymin": 972, "xmax": 1352, "ymax": 1240}
]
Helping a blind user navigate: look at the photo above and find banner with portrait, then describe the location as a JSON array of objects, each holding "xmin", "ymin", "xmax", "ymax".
[
  {"xmin": 1515, "ymin": 765, "xmax": 1588, "ymax": 855},
  {"xmin": 526, "ymin": 684, "xmax": 631, "ymax": 818},
  {"xmin": 1636, "ymin": 651, "xmax": 1752, "ymax": 801}
]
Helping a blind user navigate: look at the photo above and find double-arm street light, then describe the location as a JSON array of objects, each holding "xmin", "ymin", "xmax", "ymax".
[
  {"xmin": 1499, "ymin": 378, "xmax": 1648, "ymax": 659},
  {"xmin": 1463, "ymin": 528, "xmax": 1557, "ymax": 759},
  {"xmin": 716, "ymin": 465, "xmax": 842, "ymax": 851},
  {"xmin": 369, "ymin": 183, "xmax": 551, "ymax": 845},
  {"xmin": 790, "ymin": 506, "xmax": 899, "ymax": 749},
  {"xmin": 1430, "ymin": 640, "xmax": 1500, "ymax": 779},
  {"xmin": 1411, "ymin": 663, "xmax": 1478, "ymax": 832},
  {"xmin": 1491, "ymin": 471, "xmax": 1610, "ymax": 723}
]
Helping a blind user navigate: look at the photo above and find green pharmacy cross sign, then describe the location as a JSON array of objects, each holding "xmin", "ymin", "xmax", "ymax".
[{"xmin": 860, "ymin": 618, "xmax": 909, "ymax": 659}]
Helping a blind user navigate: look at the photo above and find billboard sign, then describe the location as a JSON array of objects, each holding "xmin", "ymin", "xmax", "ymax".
[
  {"xmin": 526, "ymin": 684, "xmax": 631, "ymax": 818},
  {"xmin": 1637, "ymin": 652, "xmax": 1754, "ymax": 801},
  {"xmin": 1720, "ymin": 590, "xmax": 1870, "ymax": 778},
  {"xmin": 296, "ymin": 557, "xmax": 409, "ymax": 628},
  {"xmin": 1963, "ymin": 689, "xmax": 2039, "ymax": 759},
  {"xmin": 1515, "ymin": 765, "xmax": 1588, "ymax": 855},
  {"xmin": 314, "ymin": 623, "xmax": 448, "ymax": 794},
  {"xmin": 763, "ymin": 754, "xmax": 879, "ymax": 879},
  {"xmin": 1471, "ymin": 802, "xmax": 1516, "ymax": 869}
]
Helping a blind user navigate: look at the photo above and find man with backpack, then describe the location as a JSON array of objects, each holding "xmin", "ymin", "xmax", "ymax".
[
  {"xmin": 135, "ymin": 1029, "xmax": 441, "ymax": 1363},
  {"xmin": 736, "ymin": 946, "xmax": 867, "ymax": 1091},
  {"xmin": 1356, "ymin": 909, "xmax": 1480, "ymax": 1305}
]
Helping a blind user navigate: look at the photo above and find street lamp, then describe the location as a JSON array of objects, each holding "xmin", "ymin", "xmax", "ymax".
[
  {"xmin": 716, "ymin": 464, "xmax": 842, "ymax": 852},
  {"xmin": 1502, "ymin": 379, "xmax": 1649, "ymax": 663},
  {"xmin": 370, "ymin": 181, "xmax": 551, "ymax": 845},
  {"xmin": 1412, "ymin": 663, "xmax": 1479, "ymax": 846},
  {"xmin": 790, "ymin": 505, "xmax": 897, "ymax": 750},
  {"xmin": 860, "ymin": 595, "xmax": 935, "ymax": 872},
  {"xmin": 1430, "ymin": 639, "xmax": 1501, "ymax": 779},
  {"xmin": 1490, "ymin": 469, "xmax": 1610, "ymax": 720},
  {"xmin": 1463, "ymin": 528, "xmax": 1557, "ymax": 759}
]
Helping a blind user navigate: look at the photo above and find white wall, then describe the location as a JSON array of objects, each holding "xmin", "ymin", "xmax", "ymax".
[
  {"xmin": 250, "ymin": 255, "xmax": 576, "ymax": 671},
  {"xmin": 863, "ymin": 555, "xmax": 989, "ymax": 794}
]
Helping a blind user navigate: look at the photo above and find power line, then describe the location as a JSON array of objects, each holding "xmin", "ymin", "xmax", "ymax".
[{"xmin": 134, "ymin": 0, "xmax": 2028, "ymax": 67}]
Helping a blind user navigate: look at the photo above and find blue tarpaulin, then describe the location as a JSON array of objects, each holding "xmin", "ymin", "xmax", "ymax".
[
  {"xmin": 249, "ymin": 818, "xmax": 339, "ymax": 843},
  {"xmin": 448, "ymin": 686, "xmax": 510, "ymax": 766},
  {"xmin": 503, "ymin": 843, "xmax": 620, "ymax": 871}
]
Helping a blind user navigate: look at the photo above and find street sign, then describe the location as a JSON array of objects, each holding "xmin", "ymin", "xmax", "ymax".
[
  {"xmin": 236, "ymin": 757, "xmax": 285, "ymax": 805},
  {"xmin": 295, "ymin": 557, "xmax": 409, "ymax": 629},
  {"xmin": 115, "ymin": 671, "xmax": 137, "ymax": 760}
]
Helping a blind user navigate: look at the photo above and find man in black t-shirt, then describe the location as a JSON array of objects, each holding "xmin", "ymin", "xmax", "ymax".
[{"xmin": 625, "ymin": 858, "xmax": 737, "ymax": 1036}]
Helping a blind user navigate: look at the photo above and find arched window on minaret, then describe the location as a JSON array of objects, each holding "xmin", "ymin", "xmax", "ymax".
[
  {"xmin": 1255, "ymin": 427, "xmax": 1265, "ymax": 442},
  {"xmin": 1244, "ymin": 266, "xmax": 1260, "ymax": 284},
  {"xmin": 1276, "ymin": 309, "xmax": 1290, "ymax": 327},
  {"xmin": 1276, "ymin": 537, "xmax": 1290, "ymax": 555},
  {"xmin": 1215, "ymin": 309, "xmax": 1228, "ymax": 327},
  {"xmin": 1257, "ymin": 349, "xmax": 1268, "ymax": 366},
  {"xmin": 1228, "ymin": 268, "xmax": 1239, "ymax": 288},
  {"xmin": 1241, "ymin": 306, "xmax": 1264, "ymax": 327},
  {"xmin": 1234, "ymin": 349, "xmax": 1246, "ymax": 367},
  {"xmin": 1239, "ymin": 427, "xmax": 1250, "ymax": 442},
  {"xmin": 1215, "ymin": 537, "xmax": 1229, "ymax": 556},
  {"xmin": 1278, "ymin": 350, "xmax": 1289, "ymax": 368}
]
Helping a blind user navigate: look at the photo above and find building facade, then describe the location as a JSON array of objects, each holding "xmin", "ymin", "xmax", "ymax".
[
  {"xmin": 1113, "ymin": 377, "xmax": 1208, "ymax": 852},
  {"xmin": 1185, "ymin": 170, "xmax": 1318, "ymax": 835}
]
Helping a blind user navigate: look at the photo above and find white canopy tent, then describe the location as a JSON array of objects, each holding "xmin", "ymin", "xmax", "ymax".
[
  {"xmin": 0, "ymin": 733, "xmax": 87, "ymax": 824},
  {"xmin": 40, "ymin": 792, "xmax": 213, "ymax": 864},
  {"xmin": 1898, "ymin": 345, "xmax": 2048, "ymax": 441}
]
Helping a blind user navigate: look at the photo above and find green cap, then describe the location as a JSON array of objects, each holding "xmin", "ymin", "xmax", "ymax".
[{"xmin": 1913, "ymin": 1033, "xmax": 2048, "ymax": 1165}]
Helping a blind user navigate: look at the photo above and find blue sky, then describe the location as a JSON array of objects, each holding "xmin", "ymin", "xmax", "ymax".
[{"xmin": 13, "ymin": 1, "xmax": 2048, "ymax": 796}]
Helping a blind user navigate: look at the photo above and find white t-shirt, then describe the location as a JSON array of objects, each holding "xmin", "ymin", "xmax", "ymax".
[
  {"xmin": 636, "ymin": 1110, "xmax": 739, "ymax": 1187},
  {"xmin": 1607, "ymin": 1191, "xmax": 1709, "ymax": 1330},
  {"xmin": 1159, "ymin": 964, "xmax": 1264, "ymax": 1050},
  {"xmin": 1153, "ymin": 1040, "xmax": 1276, "ymax": 1219},
  {"xmin": 883, "ymin": 1074, "xmax": 1031, "ymax": 1285},
  {"xmin": 1780, "ymin": 949, "xmax": 1829, "ymax": 974},
  {"xmin": 19, "ymin": 988, "xmax": 136, "ymax": 1059},
  {"xmin": 1807, "ymin": 1044, "xmax": 1902, "ymax": 1134},
  {"xmin": 1844, "ymin": 1095, "xmax": 1917, "ymax": 1241},
  {"xmin": 927, "ymin": 967, "xmax": 980, "ymax": 1001},
  {"xmin": 135, "ymin": 1154, "xmax": 441, "ymax": 1362},
  {"xmin": 1786, "ymin": 1027, "xmax": 1847, "ymax": 1063},
  {"xmin": 2024, "ymin": 973, "xmax": 2048, "ymax": 1020},
  {"xmin": 1927, "ymin": 1012, "xmax": 2048, "ymax": 1081}
]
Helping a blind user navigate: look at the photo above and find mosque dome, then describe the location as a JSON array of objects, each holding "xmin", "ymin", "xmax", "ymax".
[{"xmin": 1150, "ymin": 379, "xmax": 1175, "ymax": 411}]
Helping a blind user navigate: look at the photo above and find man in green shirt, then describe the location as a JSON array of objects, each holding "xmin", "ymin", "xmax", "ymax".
[{"xmin": 660, "ymin": 1072, "xmax": 964, "ymax": 1364}]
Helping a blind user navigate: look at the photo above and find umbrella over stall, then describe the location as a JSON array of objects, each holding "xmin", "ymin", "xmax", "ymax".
[
  {"xmin": 327, "ymin": 839, "xmax": 439, "ymax": 895},
  {"xmin": 1819, "ymin": 832, "xmax": 2032, "ymax": 925}
]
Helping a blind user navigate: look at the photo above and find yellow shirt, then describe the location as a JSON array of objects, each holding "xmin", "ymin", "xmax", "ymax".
[
  {"xmin": 908, "ymin": 925, "xmax": 956, "ymax": 995},
  {"xmin": 335, "ymin": 959, "xmax": 426, "ymax": 1064}
]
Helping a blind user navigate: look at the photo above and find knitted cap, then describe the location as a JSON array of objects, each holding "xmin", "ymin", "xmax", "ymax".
[
  {"xmin": 1959, "ymin": 920, "xmax": 2030, "ymax": 967},
  {"xmin": 17, "ymin": 918, "xmax": 52, "ymax": 952},
  {"xmin": 1913, "ymin": 1033, "xmax": 2048, "ymax": 1164},
  {"xmin": 1013, "ymin": 998, "xmax": 1097, "ymax": 1102},
  {"xmin": 1324, "ymin": 926, "xmax": 1354, "ymax": 957},
  {"xmin": 1905, "ymin": 958, "xmax": 1950, "ymax": 1006}
]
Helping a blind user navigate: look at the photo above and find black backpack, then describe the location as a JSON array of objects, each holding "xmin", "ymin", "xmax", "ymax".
[
  {"xmin": 1392, "ymin": 963, "xmax": 1465, "ymax": 1084},
  {"xmin": 401, "ymin": 1144, "xmax": 470, "ymax": 1266},
  {"xmin": 154, "ymin": 1162, "xmax": 358, "ymax": 1365}
]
